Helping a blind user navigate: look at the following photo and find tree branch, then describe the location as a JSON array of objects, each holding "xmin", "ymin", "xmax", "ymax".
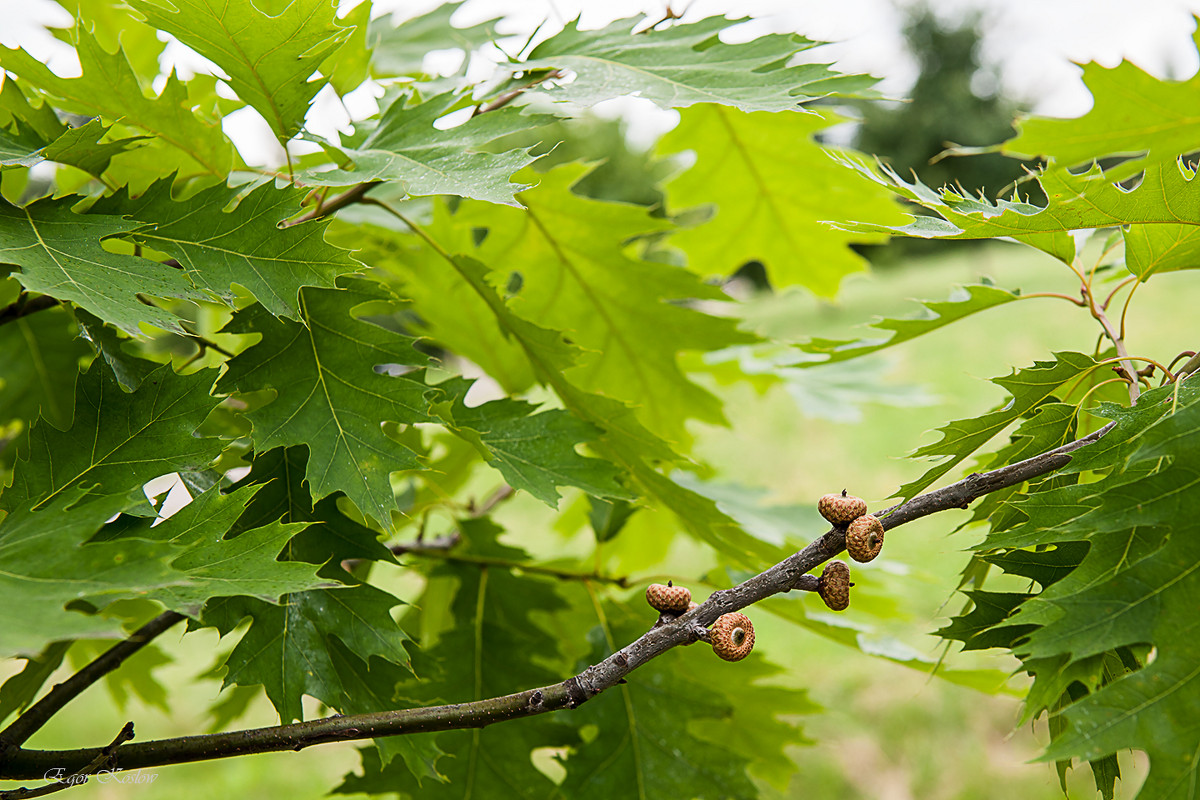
[
  {"xmin": 282, "ymin": 182, "xmax": 380, "ymax": 227},
  {"xmin": 0, "ymin": 423, "xmax": 1115, "ymax": 780},
  {"xmin": 0, "ymin": 722, "xmax": 134, "ymax": 799},
  {"xmin": 0, "ymin": 613, "xmax": 185, "ymax": 755},
  {"xmin": 0, "ymin": 294, "xmax": 60, "ymax": 328}
]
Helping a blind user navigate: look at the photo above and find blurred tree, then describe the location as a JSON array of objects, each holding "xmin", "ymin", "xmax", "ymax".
[{"xmin": 854, "ymin": 7, "xmax": 1033, "ymax": 201}]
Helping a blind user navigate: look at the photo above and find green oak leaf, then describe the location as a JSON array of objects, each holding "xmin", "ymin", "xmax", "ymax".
[
  {"xmin": 225, "ymin": 446, "xmax": 397, "ymax": 566},
  {"xmin": 97, "ymin": 178, "xmax": 359, "ymax": 319},
  {"xmin": 1, "ymin": 363, "xmax": 223, "ymax": 512},
  {"xmin": 660, "ymin": 106, "xmax": 905, "ymax": 294},
  {"xmin": 0, "ymin": 196, "xmax": 205, "ymax": 336},
  {"xmin": 0, "ymin": 78, "xmax": 65, "ymax": 145},
  {"xmin": 214, "ymin": 286, "xmax": 442, "ymax": 529},
  {"xmin": 431, "ymin": 380, "xmax": 632, "ymax": 507},
  {"xmin": 340, "ymin": 201, "xmax": 543, "ymax": 395},
  {"xmin": 1003, "ymin": 47, "xmax": 1200, "ymax": 170},
  {"xmin": 0, "ymin": 490, "xmax": 185, "ymax": 658},
  {"xmin": 461, "ymin": 164, "xmax": 757, "ymax": 443},
  {"xmin": 1123, "ymin": 217, "xmax": 1200, "ymax": 281},
  {"xmin": 0, "ymin": 26, "xmax": 231, "ymax": 177},
  {"xmin": 127, "ymin": 485, "xmax": 327, "ymax": 613},
  {"xmin": 367, "ymin": 2, "xmax": 499, "ymax": 78},
  {"xmin": 798, "ymin": 282, "xmax": 1021, "ymax": 364},
  {"xmin": 301, "ymin": 92, "xmax": 548, "ymax": 206},
  {"xmin": 894, "ymin": 352, "xmax": 1097, "ymax": 500},
  {"xmin": 37, "ymin": 118, "xmax": 150, "ymax": 178},
  {"xmin": 322, "ymin": 0, "xmax": 371, "ymax": 95},
  {"xmin": 0, "ymin": 641, "xmax": 71, "ymax": 725},
  {"xmin": 401, "ymin": 246, "xmax": 779, "ymax": 566},
  {"xmin": 0, "ymin": 122, "xmax": 49, "ymax": 168},
  {"xmin": 0, "ymin": 305, "xmax": 89, "ymax": 432},
  {"xmin": 128, "ymin": 0, "xmax": 350, "ymax": 144},
  {"xmin": 203, "ymin": 584, "xmax": 412, "ymax": 724},
  {"xmin": 836, "ymin": 157, "xmax": 1200, "ymax": 273},
  {"xmin": 523, "ymin": 16, "xmax": 874, "ymax": 112},
  {"xmin": 972, "ymin": 382, "xmax": 1200, "ymax": 796}
]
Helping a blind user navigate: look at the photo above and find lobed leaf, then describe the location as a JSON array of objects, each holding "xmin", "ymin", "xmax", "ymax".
[
  {"xmin": 128, "ymin": 0, "xmax": 350, "ymax": 144},
  {"xmin": 0, "ymin": 196, "xmax": 206, "ymax": 336},
  {"xmin": 660, "ymin": 106, "xmax": 905, "ymax": 294},
  {"xmin": 1, "ymin": 363, "xmax": 223, "ymax": 512},
  {"xmin": 301, "ymin": 92, "xmax": 549, "ymax": 206},
  {"xmin": 203, "ymin": 583, "xmax": 412, "ymax": 724},
  {"xmin": 97, "ymin": 179, "xmax": 359, "ymax": 319},
  {"xmin": 893, "ymin": 352, "xmax": 1097, "ymax": 501},
  {"xmin": 215, "ymin": 285, "xmax": 442, "ymax": 530},
  {"xmin": 524, "ymin": 16, "xmax": 874, "ymax": 113},
  {"xmin": 461, "ymin": 165, "xmax": 757, "ymax": 444},
  {"xmin": 797, "ymin": 282, "xmax": 1021, "ymax": 365},
  {"xmin": 0, "ymin": 27, "xmax": 231, "ymax": 177}
]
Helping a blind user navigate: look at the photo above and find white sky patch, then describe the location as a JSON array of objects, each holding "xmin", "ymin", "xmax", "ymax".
[{"xmin": 5, "ymin": 0, "xmax": 1200, "ymax": 157}]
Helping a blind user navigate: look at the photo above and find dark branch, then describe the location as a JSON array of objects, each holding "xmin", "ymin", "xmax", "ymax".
[
  {"xmin": 0, "ymin": 613, "xmax": 184, "ymax": 754},
  {"xmin": 0, "ymin": 423, "xmax": 1114, "ymax": 779},
  {"xmin": 0, "ymin": 295, "xmax": 60, "ymax": 328},
  {"xmin": 0, "ymin": 722, "xmax": 134, "ymax": 799}
]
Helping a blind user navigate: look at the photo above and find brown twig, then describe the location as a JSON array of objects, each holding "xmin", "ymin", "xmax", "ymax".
[
  {"xmin": 0, "ymin": 422, "xmax": 1113, "ymax": 780},
  {"xmin": 1080, "ymin": 285, "xmax": 1140, "ymax": 402},
  {"xmin": 282, "ymin": 182, "xmax": 380, "ymax": 227},
  {"xmin": 471, "ymin": 70, "xmax": 564, "ymax": 117}
]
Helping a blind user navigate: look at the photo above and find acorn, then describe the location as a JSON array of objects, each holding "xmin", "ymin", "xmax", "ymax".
[
  {"xmin": 710, "ymin": 612, "xmax": 755, "ymax": 661},
  {"xmin": 645, "ymin": 581, "xmax": 691, "ymax": 613},
  {"xmin": 846, "ymin": 514, "xmax": 884, "ymax": 562},
  {"xmin": 818, "ymin": 560, "xmax": 852, "ymax": 611},
  {"xmin": 818, "ymin": 490, "xmax": 868, "ymax": 526}
]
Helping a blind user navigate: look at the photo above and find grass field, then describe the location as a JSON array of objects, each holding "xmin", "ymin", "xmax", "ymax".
[{"xmin": 6, "ymin": 239, "xmax": 1186, "ymax": 799}]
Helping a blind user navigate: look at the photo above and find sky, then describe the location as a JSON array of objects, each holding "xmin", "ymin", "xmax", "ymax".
[{"xmin": 3, "ymin": 0, "xmax": 1200, "ymax": 162}]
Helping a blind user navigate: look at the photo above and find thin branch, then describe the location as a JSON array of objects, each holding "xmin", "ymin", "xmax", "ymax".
[
  {"xmin": 401, "ymin": 546, "xmax": 631, "ymax": 587},
  {"xmin": 1080, "ymin": 285, "xmax": 1139, "ymax": 402},
  {"xmin": 0, "ymin": 722, "xmax": 134, "ymax": 799},
  {"xmin": 0, "ymin": 422, "xmax": 1114, "ymax": 780},
  {"xmin": 283, "ymin": 182, "xmax": 380, "ymax": 227},
  {"xmin": 0, "ymin": 613, "xmax": 185, "ymax": 753},
  {"xmin": 0, "ymin": 295, "xmax": 60, "ymax": 328}
]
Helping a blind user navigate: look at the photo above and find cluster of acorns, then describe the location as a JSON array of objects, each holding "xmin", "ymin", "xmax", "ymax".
[
  {"xmin": 644, "ymin": 582, "xmax": 755, "ymax": 662},
  {"xmin": 815, "ymin": 489, "xmax": 884, "ymax": 611},
  {"xmin": 642, "ymin": 491, "xmax": 882, "ymax": 661}
]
